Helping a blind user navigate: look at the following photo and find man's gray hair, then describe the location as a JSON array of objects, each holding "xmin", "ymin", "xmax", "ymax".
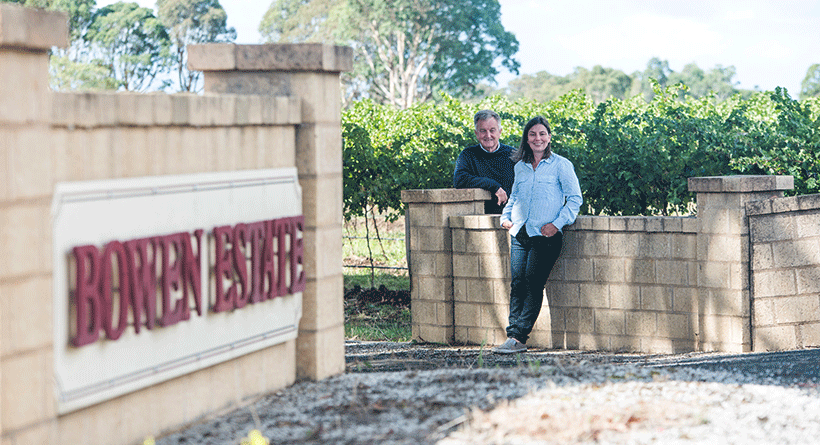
[{"xmin": 474, "ymin": 109, "xmax": 501, "ymax": 127}]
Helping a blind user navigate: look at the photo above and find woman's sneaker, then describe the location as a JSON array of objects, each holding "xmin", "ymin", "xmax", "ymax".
[{"xmin": 492, "ymin": 337, "xmax": 527, "ymax": 354}]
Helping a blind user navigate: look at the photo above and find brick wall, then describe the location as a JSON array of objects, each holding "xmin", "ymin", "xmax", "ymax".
[
  {"xmin": 451, "ymin": 215, "xmax": 699, "ymax": 353},
  {"xmin": 0, "ymin": 4, "xmax": 350, "ymax": 444},
  {"xmin": 404, "ymin": 176, "xmax": 796, "ymax": 355},
  {"xmin": 749, "ymin": 194, "xmax": 820, "ymax": 350}
]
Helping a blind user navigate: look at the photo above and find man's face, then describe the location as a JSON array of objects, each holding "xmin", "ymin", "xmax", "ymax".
[{"xmin": 474, "ymin": 118, "xmax": 501, "ymax": 152}]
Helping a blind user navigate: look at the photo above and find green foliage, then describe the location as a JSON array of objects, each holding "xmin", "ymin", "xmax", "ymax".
[
  {"xmin": 86, "ymin": 2, "xmax": 172, "ymax": 91},
  {"xmin": 259, "ymin": 0, "xmax": 335, "ymax": 43},
  {"xmin": 157, "ymin": 0, "xmax": 236, "ymax": 92},
  {"xmin": 260, "ymin": 0, "xmax": 519, "ymax": 108},
  {"xmin": 24, "ymin": 0, "xmax": 233, "ymax": 91},
  {"xmin": 506, "ymin": 58, "xmax": 750, "ymax": 105},
  {"xmin": 508, "ymin": 66, "xmax": 632, "ymax": 104},
  {"xmin": 729, "ymin": 88, "xmax": 820, "ymax": 196},
  {"xmin": 801, "ymin": 64, "xmax": 820, "ymax": 99},
  {"xmin": 344, "ymin": 301, "xmax": 411, "ymax": 341},
  {"xmin": 342, "ymin": 88, "xmax": 820, "ymax": 219},
  {"xmin": 49, "ymin": 54, "xmax": 121, "ymax": 90}
]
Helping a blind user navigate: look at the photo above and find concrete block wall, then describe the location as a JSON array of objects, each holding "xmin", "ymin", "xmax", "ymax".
[
  {"xmin": 189, "ymin": 42, "xmax": 353, "ymax": 381},
  {"xmin": 404, "ymin": 176, "xmax": 795, "ymax": 354},
  {"xmin": 689, "ymin": 175, "xmax": 792, "ymax": 352},
  {"xmin": 1, "ymin": 5, "xmax": 350, "ymax": 444},
  {"xmin": 451, "ymin": 215, "xmax": 513, "ymax": 347},
  {"xmin": 451, "ymin": 215, "xmax": 699, "ymax": 353},
  {"xmin": 551, "ymin": 215, "xmax": 699, "ymax": 353},
  {"xmin": 748, "ymin": 194, "xmax": 820, "ymax": 351},
  {"xmin": 401, "ymin": 189, "xmax": 489, "ymax": 343}
]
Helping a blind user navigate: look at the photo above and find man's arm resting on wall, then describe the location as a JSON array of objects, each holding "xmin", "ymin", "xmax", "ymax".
[{"xmin": 453, "ymin": 152, "xmax": 502, "ymax": 192}]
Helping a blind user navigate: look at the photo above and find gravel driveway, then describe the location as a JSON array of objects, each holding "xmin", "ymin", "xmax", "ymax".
[{"xmin": 156, "ymin": 342, "xmax": 820, "ymax": 444}]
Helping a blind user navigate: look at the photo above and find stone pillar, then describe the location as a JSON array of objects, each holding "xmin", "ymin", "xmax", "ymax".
[
  {"xmin": 0, "ymin": 3, "xmax": 68, "ymax": 440},
  {"xmin": 189, "ymin": 43, "xmax": 352, "ymax": 380},
  {"xmin": 688, "ymin": 175, "xmax": 793, "ymax": 352},
  {"xmin": 450, "ymin": 215, "xmax": 510, "ymax": 347},
  {"xmin": 400, "ymin": 188, "xmax": 490, "ymax": 343}
]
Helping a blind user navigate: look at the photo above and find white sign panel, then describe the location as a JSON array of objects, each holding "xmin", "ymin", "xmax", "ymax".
[{"xmin": 52, "ymin": 168, "xmax": 303, "ymax": 413}]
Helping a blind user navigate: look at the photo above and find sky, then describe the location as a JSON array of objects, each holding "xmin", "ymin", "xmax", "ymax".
[{"xmin": 98, "ymin": 0, "xmax": 820, "ymax": 95}]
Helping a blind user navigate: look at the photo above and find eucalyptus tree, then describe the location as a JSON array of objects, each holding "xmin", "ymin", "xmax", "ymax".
[
  {"xmin": 0, "ymin": 0, "xmax": 118, "ymax": 90},
  {"xmin": 801, "ymin": 64, "xmax": 820, "ymax": 99},
  {"xmin": 85, "ymin": 2, "xmax": 172, "ymax": 91},
  {"xmin": 260, "ymin": 0, "xmax": 519, "ymax": 108},
  {"xmin": 157, "ymin": 0, "xmax": 236, "ymax": 92}
]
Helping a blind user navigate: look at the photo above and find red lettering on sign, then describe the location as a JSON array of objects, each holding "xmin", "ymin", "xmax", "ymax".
[
  {"xmin": 183, "ymin": 230, "xmax": 204, "ymax": 317},
  {"xmin": 71, "ymin": 216, "xmax": 303, "ymax": 346},
  {"xmin": 101, "ymin": 241, "xmax": 130, "ymax": 340},
  {"xmin": 247, "ymin": 221, "xmax": 266, "ymax": 304},
  {"xmin": 73, "ymin": 245, "xmax": 102, "ymax": 347},
  {"xmin": 123, "ymin": 238, "xmax": 157, "ymax": 332},
  {"xmin": 233, "ymin": 223, "xmax": 250, "ymax": 309},
  {"xmin": 288, "ymin": 216, "xmax": 306, "ymax": 294},
  {"xmin": 213, "ymin": 225, "xmax": 236, "ymax": 313},
  {"xmin": 274, "ymin": 218, "xmax": 289, "ymax": 297}
]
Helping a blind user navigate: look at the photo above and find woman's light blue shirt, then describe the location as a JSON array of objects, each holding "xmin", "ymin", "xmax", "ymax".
[{"xmin": 500, "ymin": 153, "xmax": 583, "ymax": 237}]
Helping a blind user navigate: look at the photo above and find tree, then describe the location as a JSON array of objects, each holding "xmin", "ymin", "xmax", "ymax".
[
  {"xmin": 668, "ymin": 63, "xmax": 739, "ymax": 100},
  {"xmin": 507, "ymin": 71, "xmax": 570, "ymax": 103},
  {"xmin": 259, "ymin": 0, "xmax": 334, "ymax": 43},
  {"xmin": 260, "ymin": 0, "xmax": 519, "ymax": 108},
  {"xmin": 567, "ymin": 66, "xmax": 632, "ymax": 104},
  {"xmin": 49, "ymin": 56, "xmax": 121, "ymax": 90},
  {"xmin": 507, "ymin": 66, "xmax": 631, "ymax": 104},
  {"xmin": 801, "ymin": 64, "xmax": 820, "ymax": 99},
  {"xmin": 0, "ymin": 0, "xmax": 115, "ymax": 90},
  {"xmin": 157, "ymin": 0, "xmax": 236, "ymax": 92},
  {"xmin": 637, "ymin": 58, "xmax": 671, "ymax": 101},
  {"xmin": 85, "ymin": 2, "xmax": 172, "ymax": 91}
]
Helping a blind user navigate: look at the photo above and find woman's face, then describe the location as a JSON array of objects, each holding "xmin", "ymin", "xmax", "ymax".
[{"xmin": 527, "ymin": 123, "xmax": 551, "ymax": 153}]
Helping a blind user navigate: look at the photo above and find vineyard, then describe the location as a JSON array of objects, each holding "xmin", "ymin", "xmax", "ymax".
[{"xmin": 343, "ymin": 85, "xmax": 820, "ymax": 220}]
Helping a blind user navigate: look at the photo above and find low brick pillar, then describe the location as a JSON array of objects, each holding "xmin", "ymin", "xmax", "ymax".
[
  {"xmin": 401, "ymin": 189, "xmax": 490, "ymax": 343},
  {"xmin": 747, "ymin": 193, "xmax": 820, "ymax": 350},
  {"xmin": 450, "ymin": 215, "xmax": 510, "ymax": 346},
  {"xmin": 689, "ymin": 175, "xmax": 793, "ymax": 352},
  {"xmin": 189, "ymin": 43, "xmax": 352, "ymax": 380}
]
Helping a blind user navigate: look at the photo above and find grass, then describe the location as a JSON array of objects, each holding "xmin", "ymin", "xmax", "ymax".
[
  {"xmin": 344, "ymin": 299, "xmax": 412, "ymax": 342},
  {"xmin": 344, "ymin": 270, "xmax": 409, "ymax": 291},
  {"xmin": 343, "ymin": 215, "xmax": 411, "ymax": 342}
]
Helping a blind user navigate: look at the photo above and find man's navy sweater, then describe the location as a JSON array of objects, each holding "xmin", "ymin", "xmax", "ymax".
[{"xmin": 453, "ymin": 143, "xmax": 516, "ymax": 214}]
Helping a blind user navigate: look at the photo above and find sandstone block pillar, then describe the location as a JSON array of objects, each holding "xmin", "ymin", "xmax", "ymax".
[
  {"xmin": 0, "ymin": 4, "xmax": 68, "ymax": 440},
  {"xmin": 689, "ymin": 175, "xmax": 793, "ymax": 352},
  {"xmin": 189, "ymin": 43, "xmax": 352, "ymax": 380},
  {"xmin": 401, "ymin": 188, "xmax": 490, "ymax": 343}
]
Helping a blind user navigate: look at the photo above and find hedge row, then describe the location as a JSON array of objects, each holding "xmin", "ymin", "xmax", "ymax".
[{"xmin": 342, "ymin": 85, "xmax": 820, "ymax": 220}]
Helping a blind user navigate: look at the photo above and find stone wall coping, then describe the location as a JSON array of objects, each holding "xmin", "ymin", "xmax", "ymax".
[
  {"xmin": 188, "ymin": 43, "xmax": 353, "ymax": 73},
  {"xmin": 746, "ymin": 193, "xmax": 820, "ymax": 216},
  {"xmin": 450, "ymin": 214, "xmax": 501, "ymax": 229},
  {"xmin": 50, "ymin": 91, "xmax": 301, "ymax": 128},
  {"xmin": 568, "ymin": 215, "xmax": 698, "ymax": 233},
  {"xmin": 448, "ymin": 214, "xmax": 697, "ymax": 233},
  {"xmin": 401, "ymin": 188, "xmax": 492, "ymax": 204},
  {"xmin": 0, "ymin": 3, "xmax": 68, "ymax": 50},
  {"xmin": 688, "ymin": 175, "xmax": 793, "ymax": 193}
]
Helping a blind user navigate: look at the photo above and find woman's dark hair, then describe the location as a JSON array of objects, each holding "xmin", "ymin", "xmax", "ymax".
[{"xmin": 511, "ymin": 116, "xmax": 552, "ymax": 164}]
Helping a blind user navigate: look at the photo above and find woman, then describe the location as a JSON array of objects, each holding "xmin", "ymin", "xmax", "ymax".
[{"xmin": 494, "ymin": 116, "xmax": 583, "ymax": 354}]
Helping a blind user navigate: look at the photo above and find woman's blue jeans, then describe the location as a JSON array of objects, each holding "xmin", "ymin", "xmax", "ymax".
[{"xmin": 506, "ymin": 228, "xmax": 563, "ymax": 344}]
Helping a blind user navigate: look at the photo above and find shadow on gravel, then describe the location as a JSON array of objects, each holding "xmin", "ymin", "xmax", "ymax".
[{"xmin": 347, "ymin": 341, "xmax": 820, "ymax": 387}]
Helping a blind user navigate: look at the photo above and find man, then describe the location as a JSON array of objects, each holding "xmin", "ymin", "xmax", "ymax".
[{"xmin": 453, "ymin": 109, "xmax": 516, "ymax": 214}]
